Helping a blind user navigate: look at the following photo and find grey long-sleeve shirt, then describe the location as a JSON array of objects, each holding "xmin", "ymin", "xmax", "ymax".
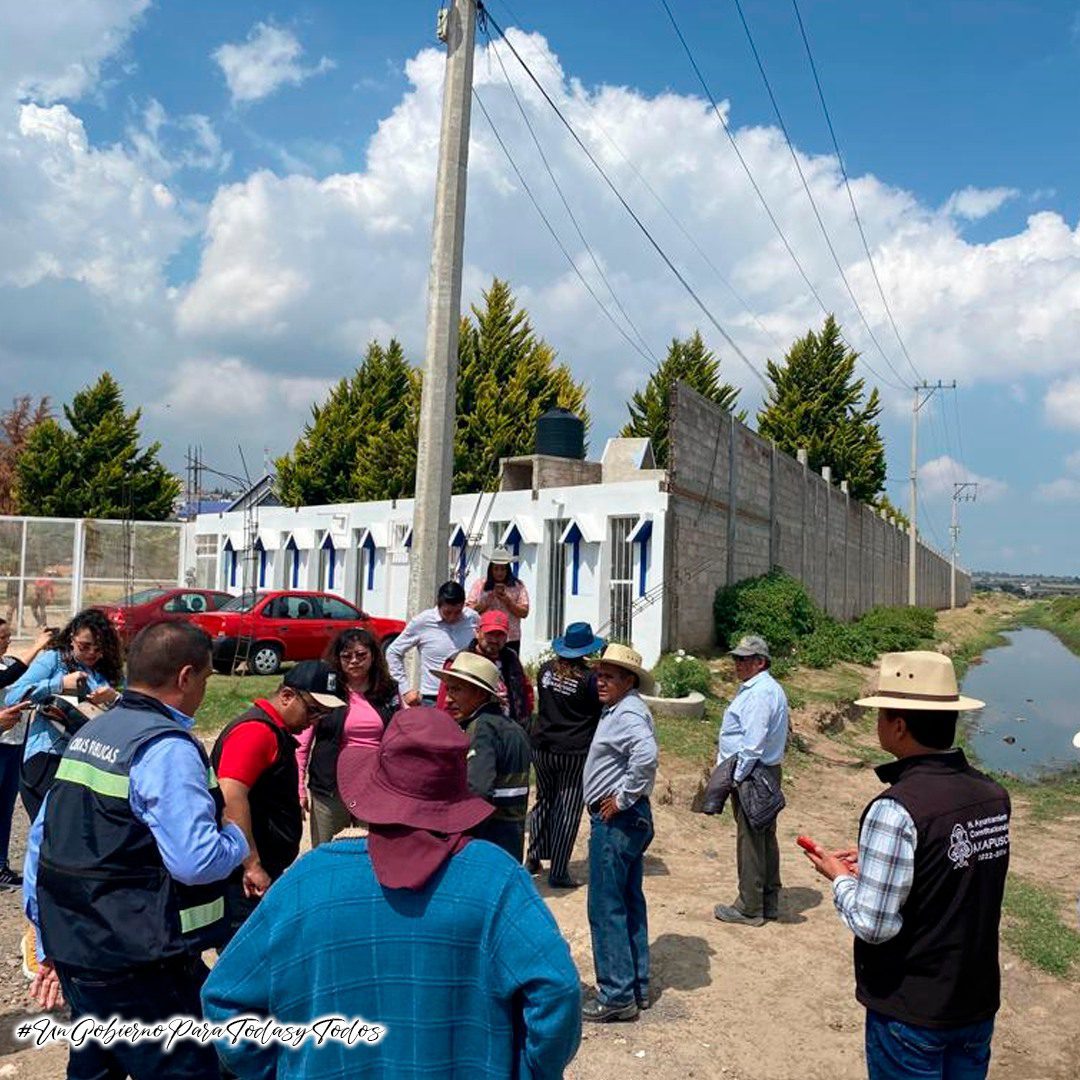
[
  {"xmin": 385, "ymin": 606, "xmax": 479, "ymax": 699},
  {"xmin": 582, "ymin": 691, "xmax": 658, "ymax": 811}
]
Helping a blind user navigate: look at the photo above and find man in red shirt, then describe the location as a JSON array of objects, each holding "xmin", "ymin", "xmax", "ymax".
[{"xmin": 211, "ymin": 661, "xmax": 345, "ymax": 943}]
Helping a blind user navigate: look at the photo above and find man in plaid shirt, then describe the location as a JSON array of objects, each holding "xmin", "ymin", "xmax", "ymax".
[{"xmin": 803, "ymin": 651, "xmax": 1010, "ymax": 1080}]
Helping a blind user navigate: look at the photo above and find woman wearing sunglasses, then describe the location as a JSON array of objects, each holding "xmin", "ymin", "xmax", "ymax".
[{"xmin": 296, "ymin": 628, "xmax": 400, "ymax": 846}]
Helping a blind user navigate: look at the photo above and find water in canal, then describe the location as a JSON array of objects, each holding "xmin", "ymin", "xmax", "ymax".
[{"xmin": 962, "ymin": 627, "xmax": 1080, "ymax": 779}]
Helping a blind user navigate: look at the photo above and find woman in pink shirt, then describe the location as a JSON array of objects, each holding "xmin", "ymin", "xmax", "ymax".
[
  {"xmin": 297, "ymin": 628, "xmax": 400, "ymax": 845},
  {"xmin": 467, "ymin": 547, "xmax": 530, "ymax": 653}
]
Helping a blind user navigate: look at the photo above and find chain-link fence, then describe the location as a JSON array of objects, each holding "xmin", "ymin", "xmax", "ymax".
[{"xmin": 0, "ymin": 516, "xmax": 183, "ymax": 637}]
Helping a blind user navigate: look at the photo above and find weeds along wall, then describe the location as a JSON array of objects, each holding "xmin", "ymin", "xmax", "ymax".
[{"xmin": 665, "ymin": 383, "xmax": 969, "ymax": 652}]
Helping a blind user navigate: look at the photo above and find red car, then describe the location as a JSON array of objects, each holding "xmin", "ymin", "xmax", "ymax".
[
  {"xmin": 189, "ymin": 590, "xmax": 405, "ymax": 676},
  {"xmin": 96, "ymin": 587, "xmax": 234, "ymax": 644}
]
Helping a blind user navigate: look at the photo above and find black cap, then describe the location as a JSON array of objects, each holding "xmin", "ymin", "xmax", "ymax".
[{"xmin": 283, "ymin": 660, "xmax": 347, "ymax": 709}]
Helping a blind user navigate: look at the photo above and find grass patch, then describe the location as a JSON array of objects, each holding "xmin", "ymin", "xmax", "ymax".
[
  {"xmin": 1002, "ymin": 875, "xmax": 1080, "ymax": 979},
  {"xmin": 1017, "ymin": 597, "xmax": 1080, "ymax": 658},
  {"xmin": 653, "ymin": 702, "xmax": 721, "ymax": 764},
  {"xmin": 195, "ymin": 673, "xmax": 281, "ymax": 733},
  {"xmin": 999, "ymin": 768, "xmax": 1080, "ymax": 824}
]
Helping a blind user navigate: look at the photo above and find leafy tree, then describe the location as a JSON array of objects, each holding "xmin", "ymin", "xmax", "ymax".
[
  {"xmin": 451, "ymin": 279, "xmax": 588, "ymax": 493},
  {"xmin": 16, "ymin": 374, "xmax": 180, "ymax": 520},
  {"xmin": 0, "ymin": 396, "xmax": 51, "ymax": 514},
  {"xmin": 620, "ymin": 331, "xmax": 742, "ymax": 468},
  {"xmin": 872, "ymin": 493, "xmax": 910, "ymax": 531},
  {"xmin": 276, "ymin": 340, "xmax": 419, "ymax": 505},
  {"xmin": 757, "ymin": 316, "xmax": 886, "ymax": 502}
]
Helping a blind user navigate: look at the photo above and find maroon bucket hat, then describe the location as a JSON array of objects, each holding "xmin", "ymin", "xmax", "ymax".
[{"xmin": 337, "ymin": 707, "xmax": 494, "ymax": 833}]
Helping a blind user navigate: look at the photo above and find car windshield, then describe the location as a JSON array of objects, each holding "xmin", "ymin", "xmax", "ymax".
[
  {"xmin": 119, "ymin": 588, "xmax": 167, "ymax": 606},
  {"xmin": 219, "ymin": 592, "xmax": 260, "ymax": 613}
]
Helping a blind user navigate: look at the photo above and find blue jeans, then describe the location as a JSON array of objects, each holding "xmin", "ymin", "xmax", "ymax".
[
  {"xmin": 865, "ymin": 1010, "xmax": 995, "ymax": 1079},
  {"xmin": 0, "ymin": 743, "xmax": 20, "ymax": 867},
  {"xmin": 587, "ymin": 798, "xmax": 653, "ymax": 1006}
]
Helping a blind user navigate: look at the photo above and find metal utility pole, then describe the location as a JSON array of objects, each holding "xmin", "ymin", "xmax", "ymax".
[
  {"xmin": 950, "ymin": 481, "xmax": 977, "ymax": 609},
  {"xmin": 908, "ymin": 380, "xmax": 955, "ymax": 606},
  {"xmin": 408, "ymin": 0, "xmax": 477, "ymax": 619}
]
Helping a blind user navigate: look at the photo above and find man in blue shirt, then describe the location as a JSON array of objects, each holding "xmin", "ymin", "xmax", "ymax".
[
  {"xmin": 24, "ymin": 620, "xmax": 248, "ymax": 1080},
  {"xmin": 714, "ymin": 634, "xmax": 789, "ymax": 928}
]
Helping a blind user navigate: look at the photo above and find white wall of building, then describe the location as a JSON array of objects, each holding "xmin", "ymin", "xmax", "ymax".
[{"xmin": 192, "ymin": 479, "xmax": 670, "ymax": 667}]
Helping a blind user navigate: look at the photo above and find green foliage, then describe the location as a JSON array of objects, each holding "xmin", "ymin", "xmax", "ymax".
[
  {"xmin": 797, "ymin": 620, "xmax": 877, "ymax": 668},
  {"xmin": 276, "ymin": 340, "xmax": 419, "ymax": 505},
  {"xmin": 871, "ymin": 492, "xmax": 910, "ymax": 530},
  {"xmin": 1019, "ymin": 597, "xmax": 1080, "ymax": 658},
  {"xmin": 620, "ymin": 331, "xmax": 742, "ymax": 468},
  {"xmin": 651, "ymin": 650, "xmax": 713, "ymax": 698},
  {"xmin": 0, "ymin": 395, "xmax": 51, "ymax": 514},
  {"xmin": 452, "ymin": 279, "xmax": 589, "ymax": 493},
  {"xmin": 16, "ymin": 373, "xmax": 179, "ymax": 520},
  {"xmin": 757, "ymin": 315, "xmax": 886, "ymax": 502},
  {"xmin": 797, "ymin": 606, "xmax": 936, "ymax": 669},
  {"xmin": 713, "ymin": 569, "xmax": 819, "ymax": 655},
  {"xmin": 1002, "ymin": 876, "xmax": 1080, "ymax": 979}
]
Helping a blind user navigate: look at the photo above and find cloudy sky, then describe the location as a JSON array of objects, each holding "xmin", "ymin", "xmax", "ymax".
[{"xmin": 1, "ymin": 1, "xmax": 1078, "ymax": 574}]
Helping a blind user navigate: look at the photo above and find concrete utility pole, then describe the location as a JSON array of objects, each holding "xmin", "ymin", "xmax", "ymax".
[
  {"xmin": 408, "ymin": 0, "xmax": 477, "ymax": 619},
  {"xmin": 908, "ymin": 380, "xmax": 955, "ymax": 606},
  {"xmin": 950, "ymin": 481, "xmax": 978, "ymax": 609}
]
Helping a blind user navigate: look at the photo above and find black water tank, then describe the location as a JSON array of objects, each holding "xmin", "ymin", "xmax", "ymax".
[{"xmin": 536, "ymin": 408, "xmax": 585, "ymax": 459}]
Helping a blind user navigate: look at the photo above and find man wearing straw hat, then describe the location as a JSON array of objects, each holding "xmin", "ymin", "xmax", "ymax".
[
  {"xmin": 581, "ymin": 643, "xmax": 659, "ymax": 1023},
  {"xmin": 203, "ymin": 708, "xmax": 581, "ymax": 1078},
  {"xmin": 434, "ymin": 651, "xmax": 531, "ymax": 861},
  {"xmin": 802, "ymin": 651, "xmax": 1010, "ymax": 1080}
]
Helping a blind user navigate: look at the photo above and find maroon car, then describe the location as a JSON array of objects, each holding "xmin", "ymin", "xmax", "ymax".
[{"xmin": 95, "ymin": 587, "xmax": 233, "ymax": 644}]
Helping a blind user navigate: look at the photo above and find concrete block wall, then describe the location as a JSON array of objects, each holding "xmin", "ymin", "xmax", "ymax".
[{"xmin": 667, "ymin": 383, "xmax": 970, "ymax": 650}]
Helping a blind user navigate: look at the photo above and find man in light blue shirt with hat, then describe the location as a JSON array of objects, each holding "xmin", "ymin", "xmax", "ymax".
[{"xmin": 714, "ymin": 633, "xmax": 789, "ymax": 927}]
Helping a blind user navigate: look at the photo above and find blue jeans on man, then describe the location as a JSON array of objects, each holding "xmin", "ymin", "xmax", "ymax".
[
  {"xmin": 587, "ymin": 797, "xmax": 653, "ymax": 1007},
  {"xmin": 865, "ymin": 1010, "xmax": 994, "ymax": 1079}
]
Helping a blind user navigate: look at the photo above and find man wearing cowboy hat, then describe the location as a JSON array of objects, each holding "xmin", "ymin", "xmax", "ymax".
[
  {"xmin": 434, "ymin": 651, "xmax": 532, "ymax": 861},
  {"xmin": 203, "ymin": 708, "xmax": 581, "ymax": 1079},
  {"xmin": 581, "ymin": 643, "xmax": 659, "ymax": 1023},
  {"xmin": 713, "ymin": 634, "xmax": 790, "ymax": 928},
  {"xmin": 802, "ymin": 651, "xmax": 1010, "ymax": 1080}
]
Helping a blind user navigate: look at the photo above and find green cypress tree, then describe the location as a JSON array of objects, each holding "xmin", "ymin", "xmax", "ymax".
[
  {"xmin": 756, "ymin": 316, "xmax": 886, "ymax": 502},
  {"xmin": 16, "ymin": 373, "xmax": 179, "ymax": 520},
  {"xmin": 620, "ymin": 331, "xmax": 742, "ymax": 467}
]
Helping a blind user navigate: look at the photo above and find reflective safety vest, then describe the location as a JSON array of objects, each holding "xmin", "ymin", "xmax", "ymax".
[{"xmin": 37, "ymin": 693, "xmax": 229, "ymax": 971}]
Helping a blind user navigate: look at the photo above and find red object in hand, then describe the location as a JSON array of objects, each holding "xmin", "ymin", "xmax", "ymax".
[{"xmin": 796, "ymin": 835, "xmax": 819, "ymax": 854}]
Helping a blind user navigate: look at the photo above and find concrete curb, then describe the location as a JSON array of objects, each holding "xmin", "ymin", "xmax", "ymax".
[{"xmin": 641, "ymin": 690, "xmax": 706, "ymax": 718}]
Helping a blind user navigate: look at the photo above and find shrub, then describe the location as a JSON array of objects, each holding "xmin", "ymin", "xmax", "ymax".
[
  {"xmin": 797, "ymin": 619, "xmax": 875, "ymax": 668},
  {"xmin": 713, "ymin": 569, "xmax": 819, "ymax": 656},
  {"xmin": 855, "ymin": 605, "xmax": 936, "ymax": 652},
  {"xmin": 651, "ymin": 651, "xmax": 712, "ymax": 698}
]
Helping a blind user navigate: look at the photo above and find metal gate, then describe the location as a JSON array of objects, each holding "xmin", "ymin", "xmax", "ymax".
[
  {"xmin": 608, "ymin": 516, "xmax": 636, "ymax": 644},
  {"xmin": 544, "ymin": 518, "xmax": 567, "ymax": 639}
]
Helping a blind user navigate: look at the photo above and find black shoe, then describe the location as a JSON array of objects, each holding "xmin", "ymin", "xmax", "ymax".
[
  {"xmin": 525, "ymin": 854, "xmax": 542, "ymax": 875},
  {"xmin": 763, "ymin": 911, "xmax": 779, "ymax": 921},
  {"xmin": 548, "ymin": 876, "xmax": 581, "ymax": 889},
  {"xmin": 636, "ymin": 994, "xmax": 651, "ymax": 1011},
  {"xmin": 582, "ymin": 998, "xmax": 638, "ymax": 1023},
  {"xmin": 713, "ymin": 903, "xmax": 764, "ymax": 927},
  {"xmin": 0, "ymin": 866, "xmax": 22, "ymax": 891}
]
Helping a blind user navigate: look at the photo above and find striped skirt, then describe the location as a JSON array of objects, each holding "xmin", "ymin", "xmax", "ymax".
[{"xmin": 526, "ymin": 748, "xmax": 587, "ymax": 882}]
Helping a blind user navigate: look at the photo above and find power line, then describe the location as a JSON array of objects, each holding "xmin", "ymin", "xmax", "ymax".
[
  {"xmin": 789, "ymin": 0, "xmax": 922, "ymax": 383},
  {"xmin": 479, "ymin": 3, "xmax": 769, "ymax": 390},
  {"xmin": 471, "ymin": 87, "xmax": 657, "ymax": 366},
  {"xmin": 728, "ymin": 0, "xmax": 910, "ymax": 390},
  {"xmin": 485, "ymin": 33, "xmax": 658, "ymax": 364},
  {"xmin": 951, "ymin": 386, "xmax": 967, "ymax": 470}
]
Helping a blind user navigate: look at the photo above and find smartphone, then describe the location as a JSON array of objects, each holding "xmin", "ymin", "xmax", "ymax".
[{"xmin": 796, "ymin": 835, "xmax": 819, "ymax": 854}]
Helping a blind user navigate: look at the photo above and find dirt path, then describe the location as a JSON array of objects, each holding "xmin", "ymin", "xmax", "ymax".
[{"xmin": 2, "ymin": 709, "xmax": 1077, "ymax": 1079}]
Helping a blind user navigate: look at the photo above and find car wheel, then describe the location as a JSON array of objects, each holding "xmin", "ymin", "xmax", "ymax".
[{"xmin": 250, "ymin": 644, "xmax": 282, "ymax": 676}]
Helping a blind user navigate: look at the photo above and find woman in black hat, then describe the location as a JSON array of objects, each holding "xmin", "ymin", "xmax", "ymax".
[{"xmin": 525, "ymin": 622, "xmax": 605, "ymax": 888}]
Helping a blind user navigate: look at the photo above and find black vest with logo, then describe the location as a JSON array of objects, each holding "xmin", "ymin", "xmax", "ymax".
[
  {"xmin": 37, "ymin": 692, "xmax": 229, "ymax": 971},
  {"xmin": 854, "ymin": 749, "xmax": 1011, "ymax": 1028},
  {"xmin": 211, "ymin": 705, "xmax": 301, "ymax": 880}
]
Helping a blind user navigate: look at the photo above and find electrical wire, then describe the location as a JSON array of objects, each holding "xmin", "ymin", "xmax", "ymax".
[
  {"xmin": 485, "ymin": 33, "xmax": 658, "ymax": 364},
  {"xmin": 789, "ymin": 0, "xmax": 923, "ymax": 383},
  {"xmin": 727, "ymin": 0, "xmax": 910, "ymax": 391},
  {"xmin": 472, "ymin": 87, "xmax": 657, "ymax": 366},
  {"xmin": 479, "ymin": 3, "xmax": 769, "ymax": 391}
]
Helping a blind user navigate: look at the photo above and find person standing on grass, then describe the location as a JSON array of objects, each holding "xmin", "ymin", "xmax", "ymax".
[
  {"xmin": 581, "ymin": 643, "xmax": 658, "ymax": 1023},
  {"xmin": 713, "ymin": 634, "xmax": 789, "ymax": 928},
  {"xmin": 297, "ymin": 628, "xmax": 400, "ymax": 845},
  {"xmin": 526, "ymin": 621, "xmax": 605, "ymax": 889},
  {"xmin": 24, "ymin": 620, "xmax": 247, "ymax": 1080},
  {"xmin": 803, "ymin": 651, "xmax": 1009, "ymax": 1080},
  {"xmin": 211, "ymin": 661, "xmax": 345, "ymax": 944},
  {"xmin": 387, "ymin": 580, "xmax": 478, "ymax": 706},
  {"xmin": 467, "ymin": 547, "xmax": 530, "ymax": 653}
]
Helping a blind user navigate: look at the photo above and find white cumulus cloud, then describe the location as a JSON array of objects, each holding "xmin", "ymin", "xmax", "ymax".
[
  {"xmin": 1044, "ymin": 376, "xmax": 1080, "ymax": 430},
  {"xmin": 943, "ymin": 186, "xmax": 1019, "ymax": 221},
  {"xmin": 1035, "ymin": 478, "xmax": 1080, "ymax": 502},
  {"xmin": 213, "ymin": 22, "xmax": 334, "ymax": 105},
  {"xmin": 917, "ymin": 456, "xmax": 1007, "ymax": 501}
]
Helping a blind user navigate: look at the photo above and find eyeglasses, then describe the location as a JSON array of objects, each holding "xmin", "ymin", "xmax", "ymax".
[
  {"xmin": 339, "ymin": 651, "xmax": 371, "ymax": 663},
  {"xmin": 72, "ymin": 638, "xmax": 101, "ymax": 654}
]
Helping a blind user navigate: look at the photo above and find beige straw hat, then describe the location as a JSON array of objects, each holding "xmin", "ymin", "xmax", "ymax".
[
  {"xmin": 431, "ymin": 651, "xmax": 501, "ymax": 696},
  {"xmin": 590, "ymin": 643, "xmax": 655, "ymax": 696},
  {"xmin": 854, "ymin": 651, "xmax": 984, "ymax": 712}
]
